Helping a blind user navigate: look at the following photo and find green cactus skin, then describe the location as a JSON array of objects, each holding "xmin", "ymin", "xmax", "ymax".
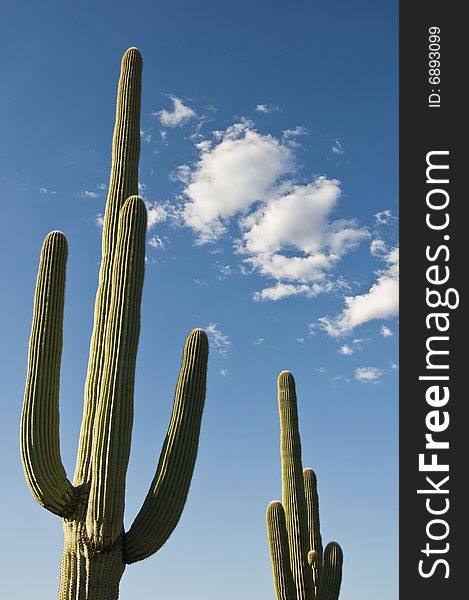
[
  {"xmin": 20, "ymin": 48, "xmax": 209, "ymax": 600},
  {"xmin": 266, "ymin": 372, "xmax": 343, "ymax": 600}
]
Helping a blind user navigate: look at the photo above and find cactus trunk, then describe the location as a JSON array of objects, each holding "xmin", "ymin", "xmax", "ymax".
[{"xmin": 21, "ymin": 48, "xmax": 209, "ymax": 600}]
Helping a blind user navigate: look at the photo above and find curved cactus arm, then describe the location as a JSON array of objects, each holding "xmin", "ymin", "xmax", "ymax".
[
  {"xmin": 278, "ymin": 371, "xmax": 314, "ymax": 600},
  {"xmin": 304, "ymin": 468, "xmax": 323, "ymax": 594},
  {"xmin": 317, "ymin": 542, "xmax": 343, "ymax": 600},
  {"xmin": 123, "ymin": 329, "xmax": 209, "ymax": 564},
  {"xmin": 20, "ymin": 231, "xmax": 76, "ymax": 516},
  {"xmin": 266, "ymin": 501, "xmax": 297, "ymax": 600},
  {"xmin": 86, "ymin": 196, "xmax": 147, "ymax": 551},
  {"xmin": 74, "ymin": 47, "xmax": 142, "ymax": 487}
]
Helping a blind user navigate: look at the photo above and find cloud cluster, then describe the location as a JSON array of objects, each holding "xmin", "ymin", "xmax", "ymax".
[{"xmin": 179, "ymin": 121, "xmax": 368, "ymax": 300}]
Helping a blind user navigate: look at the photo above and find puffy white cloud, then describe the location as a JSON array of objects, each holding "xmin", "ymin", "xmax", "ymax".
[
  {"xmin": 319, "ymin": 246, "xmax": 399, "ymax": 336},
  {"xmin": 339, "ymin": 344, "xmax": 354, "ymax": 355},
  {"xmin": 155, "ymin": 95, "xmax": 196, "ymax": 127},
  {"xmin": 182, "ymin": 123, "xmax": 294, "ymax": 242},
  {"xmin": 354, "ymin": 367, "xmax": 383, "ymax": 383}
]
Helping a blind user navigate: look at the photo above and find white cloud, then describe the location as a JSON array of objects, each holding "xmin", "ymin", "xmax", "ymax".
[
  {"xmin": 253, "ymin": 281, "xmax": 336, "ymax": 302},
  {"xmin": 332, "ymin": 140, "xmax": 345, "ymax": 155},
  {"xmin": 155, "ymin": 95, "xmax": 196, "ymax": 128},
  {"xmin": 319, "ymin": 246, "xmax": 399, "ymax": 336},
  {"xmin": 219, "ymin": 368, "xmax": 229, "ymax": 377},
  {"xmin": 370, "ymin": 238, "xmax": 387, "ymax": 257},
  {"xmin": 253, "ymin": 337, "xmax": 264, "ymax": 345},
  {"xmin": 217, "ymin": 265, "xmax": 232, "ymax": 279},
  {"xmin": 282, "ymin": 126, "xmax": 308, "ymax": 139},
  {"xmin": 241, "ymin": 179, "xmax": 368, "ymax": 284},
  {"xmin": 205, "ymin": 323, "xmax": 231, "ymax": 356},
  {"xmin": 148, "ymin": 235, "xmax": 165, "ymax": 249},
  {"xmin": 380, "ymin": 325, "xmax": 393, "ymax": 337},
  {"xmin": 255, "ymin": 103, "xmax": 280, "ymax": 113},
  {"xmin": 374, "ymin": 209, "xmax": 393, "ymax": 225},
  {"xmin": 39, "ymin": 187, "xmax": 48, "ymax": 194},
  {"xmin": 96, "ymin": 213, "xmax": 104, "ymax": 228},
  {"xmin": 182, "ymin": 122, "xmax": 294, "ymax": 242},
  {"xmin": 81, "ymin": 190, "xmax": 99, "ymax": 199},
  {"xmin": 354, "ymin": 367, "xmax": 383, "ymax": 383},
  {"xmin": 390, "ymin": 362, "xmax": 399, "ymax": 370},
  {"xmin": 145, "ymin": 201, "xmax": 170, "ymax": 230},
  {"xmin": 140, "ymin": 130, "xmax": 152, "ymax": 143},
  {"xmin": 339, "ymin": 344, "xmax": 354, "ymax": 355}
]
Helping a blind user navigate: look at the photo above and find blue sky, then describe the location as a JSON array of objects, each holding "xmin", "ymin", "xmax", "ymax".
[{"xmin": 0, "ymin": 1, "xmax": 398, "ymax": 598}]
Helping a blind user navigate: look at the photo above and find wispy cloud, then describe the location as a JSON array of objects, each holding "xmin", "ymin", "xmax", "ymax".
[
  {"xmin": 255, "ymin": 103, "xmax": 280, "ymax": 113},
  {"xmin": 205, "ymin": 323, "xmax": 231, "ymax": 356},
  {"xmin": 354, "ymin": 367, "xmax": 383, "ymax": 383},
  {"xmin": 140, "ymin": 129, "xmax": 152, "ymax": 143},
  {"xmin": 338, "ymin": 344, "xmax": 354, "ymax": 355},
  {"xmin": 374, "ymin": 209, "xmax": 395, "ymax": 225},
  {"xmin": 148, "ymin": 235, "xmax": 165, "ymax": 249},
  {"xmin": 155, "ymin": 95, "xmax": 197, "ymax": 128},
  {"xmin": 80, "ymin": 190, "xmax": 99, "ymax": 199},
  {"xmin": 145, "ymin": 201, "xmax": 170, "ymax": 230},
  {"xmin": 331, "ymin": 139, "xmax": 345, "ymax": 155}
]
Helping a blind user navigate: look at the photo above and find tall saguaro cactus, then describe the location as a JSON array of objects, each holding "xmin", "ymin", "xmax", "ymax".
[
  {"xmin": 20, "ymin": 48, "xmax": 209, "ymax": 599},
  {"xmin": 266, "ymin": 372, "xmax": 343, "ymax": 600}
]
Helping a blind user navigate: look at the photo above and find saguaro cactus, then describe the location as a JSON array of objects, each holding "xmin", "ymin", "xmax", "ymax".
[
  {"xmin": 266, "ymin": 371, "xmax": 343, "ymax": 600},
  {"xmin": 20, "ymin": 48, "xmax": 209, "ymax": 599}
]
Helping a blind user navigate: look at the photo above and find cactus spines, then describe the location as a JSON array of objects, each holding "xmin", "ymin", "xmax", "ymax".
[
  {"xmin": 266, "ymin": 372, "xmax": 343, "ymax": 600},
  {"xmin": 20, "ymin": 48, "xmax": 209, "ymax": 599}
]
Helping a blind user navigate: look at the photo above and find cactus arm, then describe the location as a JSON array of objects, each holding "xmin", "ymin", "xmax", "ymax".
[
  {"xmin": 123, "ymin": 329, "xmax": 209, "ymax": 564},
  {"xmin": 317, "ymin": 543, "xmax": 343, "ymax": 600},
  {"xmin": 266, "ymin": 501, "xmax": 297, "ymax": 600},
  {"xmin": 20, "ymin": 231, "xmax": 76, "ymax": 516},
  {"xmin": 86, "ymin": 196, "xmax": 147, "ymax": 550},
  {"xmin": 74, "ymin": 47, "xmax": 142, "ymax": 487},
  {"xmin": 278, "ymin": 371, "xmax": 314, "ymax": 600},
  {"xmin": 304, "ymin": 468, "xmax": 323, "ymax": 594}
]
